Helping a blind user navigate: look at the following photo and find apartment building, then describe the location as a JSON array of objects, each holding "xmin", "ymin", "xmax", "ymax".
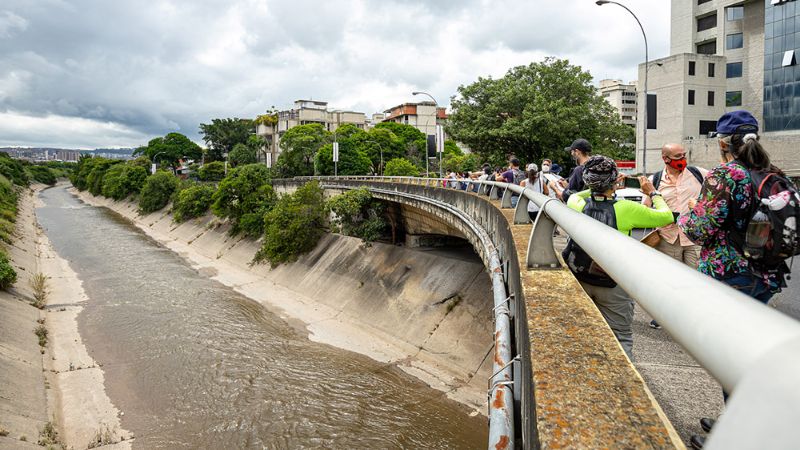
[
  {"xmin": 599, "ymin": 79, "xmax": 638, "ymax": 127},
  {"xmin": 256, "ymin": 100, "xmax": 367, "ymax": 158},
  {"xmin": 382, "ymin": 101, "xmax": 447, "ymax": 136},
  {"xmin": 636, "ymin": 0, "xmax": 799, "ymax": 173}
]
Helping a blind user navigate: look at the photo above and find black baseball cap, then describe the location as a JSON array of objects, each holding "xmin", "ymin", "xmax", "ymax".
[{"xmin": 569, "ymin": 138, "xmax": 592, "ymax": 153}]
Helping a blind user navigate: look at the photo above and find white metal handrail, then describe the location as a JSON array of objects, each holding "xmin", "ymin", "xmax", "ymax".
[{"xmin": 283, "ymin": 175, "xmax": 800, "ymax": 449}]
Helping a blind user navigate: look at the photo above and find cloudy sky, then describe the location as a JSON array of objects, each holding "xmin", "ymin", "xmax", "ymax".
[{"xmin": 0, "ymin": 0, "xmax": 670, "ymax": 149}]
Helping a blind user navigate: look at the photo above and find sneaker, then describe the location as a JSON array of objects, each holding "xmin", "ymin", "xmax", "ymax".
[
  {"xmin": 649, "ymin": 319, "xmax": 661, "ymax": 329},
  {"xmin": 690, "ymin": 435, "xmax": 705, "ymax": 449},
  {"xmin": 700, "ymin": 418, "xmax": 715, "ymax": 433}
]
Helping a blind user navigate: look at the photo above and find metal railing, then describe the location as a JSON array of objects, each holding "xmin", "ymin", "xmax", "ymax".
[{"xmin": 285, "ymin": 175, "xmax": 800, "ymax": 449}]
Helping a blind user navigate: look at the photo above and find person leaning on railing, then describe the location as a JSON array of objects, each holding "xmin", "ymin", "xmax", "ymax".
[{"xmin": 563, "ymin": 156, "xmax": 674, "ymax": 358}]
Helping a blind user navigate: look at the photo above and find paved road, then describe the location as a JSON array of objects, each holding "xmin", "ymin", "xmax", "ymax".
[
  {"xmin": 771, "ymin": 260, "xmax": 800, "ymax": 320},
  {"xmin": 634, "ymin": 260, "xmax": 800, "ymax": 446}
]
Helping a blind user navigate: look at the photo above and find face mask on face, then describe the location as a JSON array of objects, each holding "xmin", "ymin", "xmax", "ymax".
[
  {"xmin": 666, "ymin": 157, "xmax": 687, "ymax": 171},
  {"xmin": 542, "ymin": 165, "xmax": 551, "ymax": 173}
]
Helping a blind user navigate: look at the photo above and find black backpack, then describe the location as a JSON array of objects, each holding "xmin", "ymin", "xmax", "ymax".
[
  {"xmin": 562, "ymin": 197, "xmax": 618, "ymax": 288},
  {"xmin": 733, "ymin": 170, "xmax": 800, "ymax": 274},
  {"xmin": 652, "ymin": 166, "xmax": 704, "ymax": 190}
]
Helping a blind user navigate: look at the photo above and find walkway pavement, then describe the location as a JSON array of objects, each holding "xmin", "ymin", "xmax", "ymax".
[{"xmin": 553, "ymin": 228, "xmax": 800, "ymax": 446}]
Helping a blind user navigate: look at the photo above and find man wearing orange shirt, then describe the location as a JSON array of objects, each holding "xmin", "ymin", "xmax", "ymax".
[{"xmin": 644, "ymin": 143, "xmax": 708, "ymax": 328}]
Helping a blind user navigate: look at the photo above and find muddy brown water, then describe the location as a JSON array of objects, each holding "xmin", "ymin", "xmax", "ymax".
[{"xmin": 37, "ymin": 186, "xmax": 487, "ymax": 449}]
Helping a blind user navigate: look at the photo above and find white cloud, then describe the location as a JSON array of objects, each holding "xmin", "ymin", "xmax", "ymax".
[
  {"xmin": 0, "ymin": 11, "xmax": 27, "ymax": 38},
  {"xmin": 0, "ymin": 0, "xmax": 670, "ymax": 148},
  {"xmin": 0, "ymin": 111, "xmax": 149, "ymax": 149}
]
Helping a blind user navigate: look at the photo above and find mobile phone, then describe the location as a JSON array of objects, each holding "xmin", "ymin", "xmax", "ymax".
[{"xmin": 624, "ymin": 177, "xmax": 641, "ymax": 189}]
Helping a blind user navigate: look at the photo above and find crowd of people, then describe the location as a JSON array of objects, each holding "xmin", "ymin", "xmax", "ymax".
[{"xmin": 443, "ymin": 109, "xmax": 798, "ymax": 449}]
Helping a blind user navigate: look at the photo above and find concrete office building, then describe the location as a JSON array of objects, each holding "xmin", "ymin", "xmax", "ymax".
[
  {"xmin": 638, "ymin": 0, "xmax": 799, "ymax": 174},
  {"xmin": 599, "ymin": 79, "xmax": 639, "ymax": 127}
]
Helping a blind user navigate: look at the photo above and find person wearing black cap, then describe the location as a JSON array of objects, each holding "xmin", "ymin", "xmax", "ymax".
[
  {"xmin": 549, "ymin": 139, "xmax": 592, "ymax": 202},
  {"xmin": 678, "ymin": 110, "xmax": 793, "ymax": 450},
  {"xmin": 563, "ymin": 155, "xmax": 674, "ymax": 358}
]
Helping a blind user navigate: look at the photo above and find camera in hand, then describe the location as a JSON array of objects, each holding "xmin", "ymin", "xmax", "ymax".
[{"xmin": 623, "ymin": 176, "xmax": 641, "ymax": 189}]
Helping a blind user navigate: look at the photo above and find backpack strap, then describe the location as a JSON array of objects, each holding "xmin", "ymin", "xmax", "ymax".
[
  {"xmin": 687, "ymin": 166, "xmax": 704, "ymax": 185},
  {"xmin": 652, "ymin": 170, "xmax": 663, "ymax": 190}
]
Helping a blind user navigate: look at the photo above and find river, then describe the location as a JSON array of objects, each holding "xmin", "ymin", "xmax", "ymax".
[{"xmin": 36, "ymin": 186, "xmax": 487, "ymax": 449}]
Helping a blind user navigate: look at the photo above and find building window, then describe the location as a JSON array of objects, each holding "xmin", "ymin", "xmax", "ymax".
[
  {"xmin": 726, "ymin": 62, "xmax": 743, "ymax": 78},
  {"xmin": 697, "ymin": 13, "xmax": 717, "ymax": 32},
  {"xmin": 700, "ymin": 120, "xmax": 717, "ymax": 136},
  {"xmin": 726, "ymin": 33, "xmax": 743, "ymax": 50},
  {"xmin": 697, "ymin": 40, "xmax": 717, "ymax": 55},
  {"xmin": 708, "ymin": 62, "xmax": 715, "ymax": 77},
  {"xmin": 726, "ymin": 91, "xmax": 742, "ymax": 107},
  {"xmin": 689, "ymin": 90, "xmax": 696, "ymax": 105},
  {"xmin": 783, "ymin": 50, "xmax": 796, "ymax": 67},
  {"xmin": 726, "ymin": 6, "xmax": 743, "ymax": 21},
  {"xmin": 708, "ymin": 91, "xmax": 715, "ymax": 106},
  {"xmin": 689, "ymin": 61, "xmax": 696, "ymax": 75}
]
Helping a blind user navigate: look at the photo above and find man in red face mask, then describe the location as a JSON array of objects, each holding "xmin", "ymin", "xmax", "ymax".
[{"xmin": 644, "ymin": 144, "xmax": 708, "ymax": 328}]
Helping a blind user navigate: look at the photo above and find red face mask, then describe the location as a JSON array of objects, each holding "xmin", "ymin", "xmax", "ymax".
[{"xmin": 666, "ymin": 157, "xmax": 687, "ymax": 171}]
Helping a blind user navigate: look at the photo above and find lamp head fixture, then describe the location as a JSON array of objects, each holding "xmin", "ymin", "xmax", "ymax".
[{"xmin": 596, "ymin": 0, "xmax": 610, "ymax": 5}]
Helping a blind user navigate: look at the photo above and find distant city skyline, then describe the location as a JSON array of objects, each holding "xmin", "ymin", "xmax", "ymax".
[{"xmin": 0, "ymin": 0, "xmax": 669, "ymax": 149}]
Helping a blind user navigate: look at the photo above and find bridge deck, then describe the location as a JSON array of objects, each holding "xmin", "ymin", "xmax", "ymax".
[{"xmin": 493, "ymin": 201, "xmax": 722, "ymax": 448}]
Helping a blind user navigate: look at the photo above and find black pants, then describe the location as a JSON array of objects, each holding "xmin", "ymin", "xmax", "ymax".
[{"xmin": 528, "ymin": 209, "xmax": 542, "ymax": 223}]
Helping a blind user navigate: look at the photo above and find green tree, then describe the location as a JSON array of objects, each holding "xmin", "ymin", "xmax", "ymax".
[
  {"xmin": 314, "ymin": 142, "xmax": 372, "ymax": 176},
  {"xmin": 350, "ymin": 127, "xmax": 406, "ymax": 174},
  {"xmin": 0, "ymin": 153, "xmax": 29, "ymax": 186},
  {"xmin": 139, "ymin": 171, "xmax": 179, "ymax": 213},
  {"xmin": 447, "ymin": 57, "xmax": 634, "ymax": 168},
  {"xmin": 173, "ymin": 184, "xmax": 215, "ymax": 222},
  {"xmin": 327, "ymin": 188, "xmax": 387, "ymax": 244},
  {"xmin": 101, "ymin": 164, "xmax": 148, "ymax": 200},
  {"xmin": 211, "ymin": 164, "xmax": 275, "ymax": 236},
  {"xmin": 26, "ymin": 166, "xmax": 56, "ymax": 186},
  {"xmin": 229, "ymin": 143, "xmax": 257, "ymax": 167},
  {"xmin": 383, "ymin": 158, "xmax": 420, "ymax": 177},
  {"xmin": 199, "ymin": 118, "xmax": 255, "ymax": 162},
  {"xmin": 133, "ymin": 132, "xmax": 203, "ymax": 169},
  {"xmin": 276, "ymin": 123, "xmax": 329, "ymax": 177},
  {"xmin": 255, "ymin": 181, "xmax": 327, "ymax": 267},
  {"xmin": 86, "ymin": 159, "xmax": 120, "ymax": 196},
  {"xmin": 374, "ymin": 122, "xmax": 428, "ymax": 167},
  {"xmin": 197, "ymin": 161, "xmax": 226, "ymax": 181}
]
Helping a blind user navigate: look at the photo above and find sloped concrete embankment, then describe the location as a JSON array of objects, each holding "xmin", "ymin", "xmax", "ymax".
[
  {"xmin": 0, "ymin": 185, "xmax": 130, "ymax": 450},
  {"xmin": 73, "ymin": 189, "xmax": 495, "ymax": 412}
]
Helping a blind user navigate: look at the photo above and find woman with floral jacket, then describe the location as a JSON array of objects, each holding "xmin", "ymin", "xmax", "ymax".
[{"xmin": 679, "ymin": 110, "xmax": 786, "ymax": 303}]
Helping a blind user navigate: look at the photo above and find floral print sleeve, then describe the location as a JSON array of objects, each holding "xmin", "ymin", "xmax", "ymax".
[{"xmin": 678, "ymin": 162, "xmax": 753, "ymax": 279}]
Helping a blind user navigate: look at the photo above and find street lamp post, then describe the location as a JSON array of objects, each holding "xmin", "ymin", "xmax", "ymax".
[
  {"xmin": 151, "ymin": 151, "xmax": 167, "ymax": 174},
  {"xmin": 596, "ymin": 0, "xmax": 649, "ymax": 175},
  {"xmin": 412, "ymin": 91, "xmax": 443, "ymax": 180}
]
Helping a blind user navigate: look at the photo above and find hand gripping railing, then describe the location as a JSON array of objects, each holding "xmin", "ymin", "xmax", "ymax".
[{"xmin": 283, "ymin": 175, "xmax": 800, "ymax": 449}]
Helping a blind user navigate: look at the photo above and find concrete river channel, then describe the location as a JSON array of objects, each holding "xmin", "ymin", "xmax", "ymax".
[{"xmin": 37, "ymin": 186, "xmax": 488, "ymax": 448}]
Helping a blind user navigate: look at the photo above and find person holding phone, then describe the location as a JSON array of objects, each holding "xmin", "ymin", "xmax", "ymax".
[
  {"xmin": 642, "ymin": 143, "xmax": 708, "ymax": 329},
  {"xmin": 563, "ymin": 156, "xmax": 674, "ymax": 358}
]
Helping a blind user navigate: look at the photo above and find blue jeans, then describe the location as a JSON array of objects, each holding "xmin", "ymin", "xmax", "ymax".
[
  {"xmin": 511, "ymin": 194, "xmax": 519, "ymax": 208},
  {"xmin": 721, "ymin": 273, "xmax": 774, "ymax": 304}
]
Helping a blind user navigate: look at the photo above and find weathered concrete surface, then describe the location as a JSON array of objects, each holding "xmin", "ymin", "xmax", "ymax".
[
  {"xmin": 1, "ymin": 185, "xmax": 131, "ymax": 450},
  {"xmin": 0, "ymin": 188, "xmax": 49, "ymax": 448},
  {"xmin": 73, "ymin": 189, "xmax": 495, "ymax": 412},
  {"xmin": 500, "ymin": 207, "xmax": 684, "ymax": 449}
]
